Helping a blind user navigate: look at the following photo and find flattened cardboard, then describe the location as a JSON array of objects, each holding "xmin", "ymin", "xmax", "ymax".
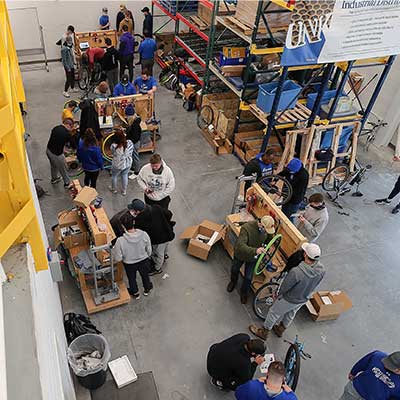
[
  {"xmin": 306, "ymin": 290, "xmax": 352, "ymax": 321},
  {"xmin": 73, "ymin": 186, "xmax": 98, "ymax": 208}
]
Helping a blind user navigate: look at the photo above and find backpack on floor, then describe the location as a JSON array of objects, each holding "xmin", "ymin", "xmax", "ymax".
[{"xmin": 64, "ymin": 313, "xmax": 101, "ymax": 344}]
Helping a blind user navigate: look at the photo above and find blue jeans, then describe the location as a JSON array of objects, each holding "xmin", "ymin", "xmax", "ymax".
[
  {"xmin": 230, "ymin": 257, "xmax": 256, "ymax": 296},
  {"xmin": 111, "ymin": 166, "xmax": 130, "ymax": 192},
  {"xmin": 281, "ymin": 202, "xmax": 301, "ymax": 222}
]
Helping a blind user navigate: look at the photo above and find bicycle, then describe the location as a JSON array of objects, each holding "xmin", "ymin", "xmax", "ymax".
[
  {"xmin": 78, "ymin": 61, "xmax": 103, "ymax": 91},
  {"xmin": 359, "ymin": 119, "xmax": 387, "ymax": 152},
  {"xmin": 284, "ymin": 336, "xmax": 311, "ymax": 391},
  {"xmin": 322, "ymin": 159, "xmax": 372, "ymax": 208}
]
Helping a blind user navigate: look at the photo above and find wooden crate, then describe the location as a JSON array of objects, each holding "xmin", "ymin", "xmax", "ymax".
[
  {"xmin": 75, "ymin": 29, "xmax": 117, "ymax": 49},
  {"xmin": 198, "ymin": 1, "xmax": 235, "ymax": 25}
]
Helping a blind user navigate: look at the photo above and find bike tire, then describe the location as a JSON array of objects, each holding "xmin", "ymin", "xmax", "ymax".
[
  {"xmin": 257, "ymin": 175, "xmax": 293, "ymax": 206},
  {"xmin": 66, "ymin": 157, "xmax": 84, "ymax": 178},
  {"xmin": 285, "ymin": 343, "xmax": 301, "ymax": 391},
  {"xmin": 252, "ymin": 282, "xmax": 279, "ymax": 320},
  {"xmin": 101, "ymin": 132, "xmax": 115, "ymax": 162},
  {"xmin": 255, "ymin": 234, "xmax": 282, "ymax": 275},
  {"xmin": 93, "ymin": 64, "xmax": 103, "ymax": 84},
  {"xmin": 322, "ymin": 165, "xmax": 350, "ymax": 192},
  {"xmin": 78, "ymin": 66, "xmax": 89, "ymax": 90},
  {"xmin": 197, "ymin": 105, "xmax": 214, "ymax": 130}
]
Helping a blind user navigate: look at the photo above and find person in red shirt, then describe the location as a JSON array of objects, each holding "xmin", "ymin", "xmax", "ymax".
[{"xmin": 83, "ymin": 47, "xmax": 105, "ymax": 71}]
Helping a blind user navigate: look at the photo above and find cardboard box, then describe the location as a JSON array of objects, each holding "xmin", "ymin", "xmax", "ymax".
[
  {"xmin": 306, "ymin": 290, "xmax": 352, "ymax": 321},
  {"xmin": 55, "ymin": 210, "xmax": 89, "ymax": 249},
  {"xmin": 223, "ymin": 47, "xmax": 247, "ymax": 59},
  {"xmin": 73, "ymin": 186, "xmax": 98, "ymax": 208},
  {"xmin": 221, "ymin": 65, "xmax": 246, "ymax": 77},
  {"xmin": 180, "ymin": 220, "xmax": 225, "ymax": 260}
]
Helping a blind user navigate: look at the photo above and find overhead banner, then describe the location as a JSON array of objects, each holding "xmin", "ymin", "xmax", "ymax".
[{"xmin": 281, "ymin": 0, "xmax": 400, "ymax": 66}]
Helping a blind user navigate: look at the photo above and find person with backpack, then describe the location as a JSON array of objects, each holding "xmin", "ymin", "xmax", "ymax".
[
  {"xmin": 113, "ymin": 212, "xmax": 153, "ymax": 299},
  {"xmin": 76, "ymin": 128, "xmax": 103, "ymax": 189},
  {"xmin": 109, "ymin": 129, "xmax": 134, "ymax": 196},
  {"xmin": 103, "ymin": 37, "xmax": 119, "ymax": 93}
]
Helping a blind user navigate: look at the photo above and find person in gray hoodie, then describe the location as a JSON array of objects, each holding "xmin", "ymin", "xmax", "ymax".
[
  {"xmin": 113, "ymin": 212, "xmax": 153, "ymax": 299},
  {"xmin": 295, "ymin": 193, "xmax": 329, "ymax": 242},
  {"xmin": 249, "ymin": 243, "xmax": 325, "ymax": 340}
]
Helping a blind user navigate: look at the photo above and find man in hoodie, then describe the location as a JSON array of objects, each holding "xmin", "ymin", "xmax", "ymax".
[
  {"xmin": 128, "ymin": 199, "xmax": 175, "ymax": 275},
  {"xmin": 103, "ymin": 37, "xmax": 119, "ymax": 93},
  {"xmin": 141, "ymin": 7, "xmax": 153, "ymax": 36},
  {"xmin": 119, "ymin": 24, "xmax": 134, "ymax": 82},
  {"xmin": 243, "ymin": 149, "xmax": 277, "ymax": 193},
  {"xmin": 295, "ymin": 193, "xmax": 329, "ymax": 242},
  {"xmin": 227, "ymin": 216, "xmax": 276, "ymax": 304},
  {"xmin": 113, "ymin": 212, "xmax": 153, "ymax": 299},
  {"xmin": 137, "ymin": 153, "xmax": 175, "ymax": 210},
  {"xmin": 279, "ymin": 158, "xmax": 309, "ymax": 220},
  {"xmin": 113, "ymin": 74, "xmax": 136, "ymax": 96},
  {"xmin": 249, "ymin": 243, "xmax": 325, "ymax": 340}
]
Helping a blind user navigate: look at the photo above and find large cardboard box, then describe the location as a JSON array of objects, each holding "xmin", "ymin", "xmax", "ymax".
[
  {"xmin": 55, "ymin": 210, "xmax": 89, "ymax": 250},
  {"xmin": 223, "ymin": 47, "xmax": 247, "ymax": 59},
  {"xmin": 73, "ymin": 186, "xmax": 98, "ymax": 208},
  {"xmin": 306, "ymin": 290, "xmax": 352, "ymax": 321},
  {"xmin": 180, "ymin": 220, "xmax": 225, "ymax": 260}
]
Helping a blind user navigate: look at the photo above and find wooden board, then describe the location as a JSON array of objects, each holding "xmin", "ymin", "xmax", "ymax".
[
  {"xmin": 190, "ymin": 15, "xmax": 209, "ymax": 30},
  {"xmin": 75, "ymin": 30, "xmax": 117, "ymax": 50}
]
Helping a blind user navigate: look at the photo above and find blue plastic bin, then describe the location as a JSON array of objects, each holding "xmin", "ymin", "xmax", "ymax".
[
  {"xmin": 218, "ymin": 52, "xmax": 247, "ymax": 66},
  {"xmin": 320, "ymin": 126, "xmax": 353, "ymax": 153},
  {"xmin": 306, "ymin": 89, "xmax": 344, "ymax": 111},
  {"xmin": 256, "ymin": 80, "xmax": 302, "ymax": 113}
]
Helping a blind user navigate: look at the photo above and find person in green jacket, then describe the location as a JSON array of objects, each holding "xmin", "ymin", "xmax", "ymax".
[{"xmin": 227, "ymin": 216, "xmax": 276, "ymax": 304}]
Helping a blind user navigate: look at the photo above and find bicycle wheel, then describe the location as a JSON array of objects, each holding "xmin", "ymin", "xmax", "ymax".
[
  {"xmin": 285, "ymin": 343, "xmax": 301, "ymax": 391},
  {"xmin": 197, "ymin": 105, "xmax": 214, "ymax": 130},
  {"xmin": 257, "ymin": 175, "xmax": 293, "ymax": 206},
  {"xmin": 65, "ymin": 156, "xmax": 84, "ymax": 178},
  {"xmin": 102, "ymin": 132, "xmax": 115, "ymax": 162},
  {"xmin": 165, "ymin": 74, "xmax": 178, "ymax": 91},
  {"xmin": 255, "ymin": 234, "xmax": 282, "ymax": 275},
  {"xmin": 134, "ymin": 34, "xmax": 144, "ymax": 52},
  {"xmin": 252, "ymin": 282, "xmax": 279, "ymax": 320},
  {"xmin": 322, "ymin": 165, "xmax": 350, "ymax": 192},
  {"xmin": 78, "ymin": 66, "xmax": 89, "ymax": 90}
]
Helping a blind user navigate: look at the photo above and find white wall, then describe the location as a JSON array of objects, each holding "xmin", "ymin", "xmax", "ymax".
[{"xmin": 6, "ymin": 0, "xmax": 153, "ymax": 60}]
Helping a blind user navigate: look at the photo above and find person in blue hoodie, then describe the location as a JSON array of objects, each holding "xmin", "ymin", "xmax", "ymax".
[
  {"xmin": 119, "ymin": 24, "xmax": 134, "ymax": 82},
  {"xmin": 243, "ymin": 149, "xmax": 277, "ymax": 193},
  {"xmin": 235, "ymin": 361, "xmax": 297, "ymax": 400},
  {"xmin": 113, "ymin": 74, "xmax": 136, "ymax": 96},
  {"xmin": 340, "ymin": 350, "xmax": 400, "ymax": 400},
  {"xmin": 77, "ymin": 128, "xmax": 103, "ymax": 189}
]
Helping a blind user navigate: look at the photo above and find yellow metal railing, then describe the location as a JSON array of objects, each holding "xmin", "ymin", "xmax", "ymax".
[{"xmin": 0, "ymin": 0, "xmax": 47, "ymax": 271}]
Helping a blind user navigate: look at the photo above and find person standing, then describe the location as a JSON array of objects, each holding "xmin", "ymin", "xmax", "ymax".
[
  {"xmin": 235, "ymin": 361, "xmax": 297, "ymax": 400},
  {"xmin": 226, "ymin": 216, "xmax": 275, "ymax": 304},
  {"xmin": 126, "ymin": 115, "xmax": 142, "ymax": 179},
  {"xmin": 113, "ymin": 74, "xmax": 136, "ymax": 96},
  {"xmin": 279, "ymin": 158, "xmax": 309, "ymax": 220},
  {"xmin": 128, "ymin": 199, "xmax": 175, "ymax": 275},
  {"xmin": 134, "ymin": 68, "xmax": 157, "ymax": 94},
  {"xmin": 79, "ymin": 99, "xmax": 101, "ymax": 140},
  {"xmin": 103, "ymin": 37, "xmax": 119, "ymax": 93},
  {"xmin": 207, "ymin": 334, "xmax": 265, "ymax": 391},
  {"xmin": 99, "ymin": 7, "xmax": 110, "ymax": 30},
  {"xmin": 141, "ymin": 6, "xmax": 153, "ymax": 36},
  {"xmin": 137, "ymin": 153, "xmax": 175, "ymax": 209},
  {"xmin": 113, "ymin": 212, "xmax": 153, "ymax": 299},
  {"xmin": 46, "ymin": 119, "xmax": 74, "ymax": 187},
  {"xmin": 61, "ymin": 36, "xmax": 76, "ymax": 98},
  {"xmin": 295, "ymin": 193, "xmax": 329, "ymax": 242},
  {"xmin": 119, "ymin": 25, "xmax": 135, "ymax": 82},
  {"xmin": 118, "ymin": 11, "xmax": 134, "ymax": 36},
  {"xmin": 340, "ymin": 351, "xmax": 400, "ymax": 400},
  {"xmin": 375, "ymin": 174, "xmax": 400, "ymax": 214},
  {"xmin": 76, "ymin": 128, "xmax": 103, "ymax": 189},
  {"xmin": 116, "ymin": 4, "xmax": 133, "ymax": 31},
  {"xmin": 249, "ymin": 243, "xmax": 324, "ymax": 340},
  {"xmin": 109, "ymin": 129, "xmax": 134, "ymax": 196},
  {"xmin": 138, "ymin": 31, "xmax": 157, "ymax": 76}
]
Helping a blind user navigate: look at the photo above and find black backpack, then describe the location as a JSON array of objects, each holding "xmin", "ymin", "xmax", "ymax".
[
  {"xmin": 126, "ymin": 117, "xmax": 142, "ymax": 144},
  {"xmin": 64, "ymin": 313, "xmax": 101, "ymax": 344}
]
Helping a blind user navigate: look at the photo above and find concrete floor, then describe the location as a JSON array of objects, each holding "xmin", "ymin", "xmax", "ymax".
[{"xmin": 22, "ymin": 62, "xmax": 400, "ymax": 400}]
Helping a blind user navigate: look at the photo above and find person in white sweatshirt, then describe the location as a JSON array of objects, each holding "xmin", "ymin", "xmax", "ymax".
[
  {"xmin": 113, "ymin": 212, "xmax": 153, "ymax": 299},
  {"xmin": 137, "ymin": 153, "xmax": 175, "ymax": 209},
  {"xmin": 295, "ymin": 193, "xmax": 329, "ymax": 242}
]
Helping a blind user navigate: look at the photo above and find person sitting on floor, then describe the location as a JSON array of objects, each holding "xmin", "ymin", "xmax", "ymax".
[
  {"xmin": 235, "ymin": 361, "xmax": 297, "ymax": 400},
  {"xmin": 113, "ymin": 74, "xmax": 136, "ymax": 96},
  {"xmin": 207, "ymin": 333, "xmax": 265, "ymax": 391}
]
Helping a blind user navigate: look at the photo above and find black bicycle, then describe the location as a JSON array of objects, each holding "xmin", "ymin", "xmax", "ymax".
[{"xmin": 359, "ymin": 120, "xmax": 387, "ymax": 152}]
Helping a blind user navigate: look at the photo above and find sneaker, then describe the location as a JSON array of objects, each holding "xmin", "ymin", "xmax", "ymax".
[
  {"xmin": 51, "ymin": 177, "xmax": 62, "ymax": 184},
  {"xmin": 128, "ymin": 173, "xmax": 138, "ymax": 180},
  {"xmin": 210, "ymin": 378, "xmax": 224, "ymax": 391},
  {"xmin": 392, "ymin": 205, "xmax": 400, "ymax": 214},
  {"xmin": 108, "ymin": 186, "xmax": 117, "ymax": 194},
  {"xmin": 64, "ymin": 182, "xmax": 73, "ymax": 189},
  {"xmin": 375, "ymin": 198, "xmax": 391, "ymax": 205},
  {"xmin": 63, "ymin": 91, "xmax": 70, "ymax": 98},
  {"xmin": 148, "ymin": 268, "xmax": 163, "ymax": 276},
  {"xmin": 143, "ymin": 287, "xmax": 153, "ymax": 296},
  {"xmin": 121, "ymin": 190, "xmax": 127, "ymax": 196},
  {"xmin": 131, "ymin": 292, "xmax": 141, "ymax": 299}
]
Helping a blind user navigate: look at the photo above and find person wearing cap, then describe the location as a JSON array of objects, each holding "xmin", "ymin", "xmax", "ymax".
[
  {"xmin": 118, "ymin": 24, "xmax": 135, "ymax": 82},
  {"xmin": 279, "ymin": 158, "xmax": 309, "ymax": 220},
  {"xmin": 128, "ymin": 198, "xmax": 175, "ymax": 275},
  {"xmin": 227, "ymin": 216, "xmax": 276, "ymax": 304},
  {"xmin": 99, "ymin": 7, "xmax": 110, "ymax": 30},
  {"xmin": 249, "ymin": 242, "xmax": 325, "ymax": 340},
  {"xmin": 116, "ymin": 4, "xmax": 133, "ymax": 31},
  {"xmin": 207, "ymin": 333, "xmax": 266, "ymax": 391},
  {"xmin": 134, "ymin": 68, "xmax": 157, "ymax": 94},
  {"xmin": 341, "ymin": 350, "xmax": 400, "ymax": 400},
  {"xmin": 235, "ymin": 361, "xmax": 297, "ymax": 400},
  {"xmin": 113, "ymin": 74, "xmax": 136, "ymax": 96},
  {"xmin": 295, "ymin": 193, "xmax": 329, "ymax": 242},
  {"xmin": 138, "ymin": 31, "xmax": 157, "ymax": 76},
  {"xmin": 141, "ymin": 6, "xmax": 153, "ymax": 36}
]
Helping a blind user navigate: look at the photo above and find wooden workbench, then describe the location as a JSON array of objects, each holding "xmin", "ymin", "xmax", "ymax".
[{"xmin": 222, "ymin": 183, "xmax": 306, "ymax": 292}]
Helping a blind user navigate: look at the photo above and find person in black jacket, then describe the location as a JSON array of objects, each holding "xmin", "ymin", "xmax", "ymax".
[
  {"xmin": 141, "ymin": 7, "xmax": 153, "ymax": 36},
  {"xmin": 126, "ymin": 115, "xmax": 142, "ymax": 179},
  {"xmin": 79, "ymin": 99, "xmax": 101, "ymax": 140},
  {"xmin": 243, "ymin": 149, "xmax": 277, "ymax": 193},
  {"xmin": 279, "ymin": 158, "xmax": 309, "ymax": 220},
  {"xmin": 207, "ymin": 334, "xmax": 265, "ymax": 391},
  {"xmin": 116, "ymin": 4, "xmax": 133, "ymax": 31},
  {"xmin": 128, "ymin": 199, "xmax": 175, "ymax": 275},
  {"xmin": 103, "ymin": 37, "xmax": 119, "ymax": 93}
]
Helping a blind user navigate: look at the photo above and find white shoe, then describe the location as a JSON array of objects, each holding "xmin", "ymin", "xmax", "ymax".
[
  {"xmin": 128, "ymin": 173, "xmax": 138, "ymax": 180},
  {"xmin": 63, "ymin": 91, "xmax": 70, "ymax": 98}
]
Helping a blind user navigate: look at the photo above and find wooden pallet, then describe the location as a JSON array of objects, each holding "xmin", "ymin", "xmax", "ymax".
[
  {"xmin": 190, "ymin": 15, "xmax": 209, "ymax": 30},
  {"xmin": 249, "ymin": 102, "xmax": 312, "ymax": 127},
  {"xmin": 224, "ymin": 16, "xmax": 267, "ymax": 35}
]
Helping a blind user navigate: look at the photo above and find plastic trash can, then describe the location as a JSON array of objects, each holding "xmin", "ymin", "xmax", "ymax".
[{"xmin": 67, "ymin": 334, "xmax": 111, "ymax": 390}]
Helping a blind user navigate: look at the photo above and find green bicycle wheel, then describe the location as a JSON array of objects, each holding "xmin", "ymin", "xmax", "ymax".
[{"xmin": 255, "ymin": 234, "xmax": 282, "ymax": 275}]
